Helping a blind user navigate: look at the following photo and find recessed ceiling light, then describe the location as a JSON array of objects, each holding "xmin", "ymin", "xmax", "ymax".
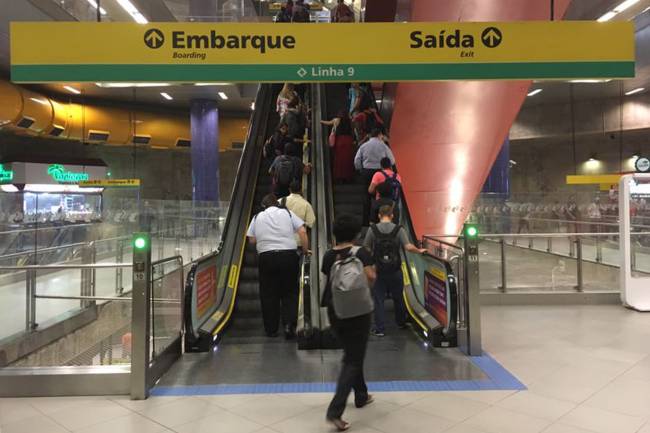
[
  {"xmin": 30, "ymin": 97, "xmax": 49, "ymax": 105},
  {"xmin": 63, "ymin": 85, "xmax": 81, "ymax": 94},
  {"xmin": 218, "ymin": 92, "xmax": 228, "ymax": 100},
  {"xmin": 597, "ymin": 11, "xmax": 617, "ymax": 22},
  {"xmin": 86, "ymin": 0, "xmax": 107, "ymax": 15},
  {"xmin": 597, "ymin": 0, "xmax": 641, "ymax": 22},
  {"xmin": 568, "ymin": 79, "xmax": 612, "ymax": 83},
  {"xmin": 613, "ymin": 0, "xmax": 641, "ymax": 13},
  {"xmin": 527, "ymin": 89, "xmax": 542, "ymax": 97},
  {"xmin": 625, "ymin": 87, "xmax": 645, "ymax": 95},
  {"xmin": 115, "ymin": 0, "xmax": 148, "ymax": 23},
  {"xmin": 95, "ymin": 82, "xmax": 170, "ymax": 88},
  {"xmin": 160, "ymin": 92, "xmax": 173, "ymax": 100}
]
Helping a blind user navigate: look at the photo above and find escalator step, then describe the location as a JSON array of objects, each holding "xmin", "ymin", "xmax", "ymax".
[
  {"xmin": 335, "ymin": 204, "xmax": 364, "ymax": 216},
  {"xmin": 239, "ymin": 266, "xmax": 259, "ymax": 281},
  {"xmin": 238, "ymin": 281, "xmax": 259, "ymax": 298},
  {"xmin": 244, "ymin": 251, "xmax": 258, "ymax": 265},
  {"xmin": 229, "ymin": 316, "xmax": 263, "ymax": 330},
  {"xmin": 236, "ymin": 298, "xmax": 261, "ymax": 314}
]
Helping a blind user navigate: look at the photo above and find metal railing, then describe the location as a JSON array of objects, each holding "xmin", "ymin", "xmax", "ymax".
[
  {"xmin": 422, "ymin": 229, "xmax": 650, "ymax": 293},
  {"xmin": 0, "ymin": 262, "xmax": 133, "ymax": 334}
]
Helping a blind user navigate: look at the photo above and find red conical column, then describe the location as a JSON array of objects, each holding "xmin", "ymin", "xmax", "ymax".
[{"xmin": 390, "ymin": 0, "xmax": 572, "ymax": 236}]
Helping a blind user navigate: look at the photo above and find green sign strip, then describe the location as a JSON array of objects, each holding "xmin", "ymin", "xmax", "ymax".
[
  {"xmin": 11, "ymin": 61, "xmax": 634, "ymax": 82},
  {"xmin": 0, "ymin": 164, "xmax": 14, "ymax": 184}
]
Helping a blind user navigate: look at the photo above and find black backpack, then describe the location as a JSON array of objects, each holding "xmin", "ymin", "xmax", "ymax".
[
  {"xmin": 358, "ymin": 86, "xmax": 374, "ymax": 111},
  {"xmin": 284, "ymin": 110, "xmax": 306, "ymax": 139},
  {"xmin": 380, "ymin": 170, "xmax": 401, "ymax": 202},
  {"xmin": 292, "ymin": 4, "xmax": 311, "ymax": 22},
  {"xmin": 363, "ymin": 111, "xmax": 379, "ymax": 133},
  {"xmin": 275, "ymin": 156, "xmax": 297, "ymax": 187},
  {"xmin": 276, "ymin": 8, "xmax": 291, "ymax": 22},
  {"xmin": 371, "ymin": 224, "xmax": 402, "ymax": 272}
]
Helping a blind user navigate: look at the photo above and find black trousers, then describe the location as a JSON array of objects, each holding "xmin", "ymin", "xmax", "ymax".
[
  {"xmin": 326, "ymin": 308, "xmax": 372, "ymax": 419},
  {"xmin": 360, "ymin": 168, "xmax": 378, "ymax": 226},
  {"xmin": 258, "ymin": 250, "xmax": 300, "ymax": 335}
]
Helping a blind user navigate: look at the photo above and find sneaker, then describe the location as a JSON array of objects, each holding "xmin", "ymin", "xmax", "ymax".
[{"xmin": 370, "ymin": 329, "xmax": 385, "ymax": 337}]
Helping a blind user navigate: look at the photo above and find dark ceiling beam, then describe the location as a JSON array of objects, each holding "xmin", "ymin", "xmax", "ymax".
[
  {"xmin": 131, "ymin": 0, "xmax": 177, "ymax": 22},
  {"xmin": 25, "ymin": 0, "xmax": 76, "ymax": 21}
]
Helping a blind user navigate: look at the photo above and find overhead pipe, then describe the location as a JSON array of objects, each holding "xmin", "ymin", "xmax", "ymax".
[{"xmin": 0, "ymin": 80, "xmax": 191, "ymax": 148}]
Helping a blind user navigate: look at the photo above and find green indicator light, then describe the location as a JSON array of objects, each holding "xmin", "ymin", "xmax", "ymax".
[
  {"xmin": 134, "ymin": 236, "xmax": 148, "ymax": 250},
  {"xmin": 466, "ymin": 225, "xmax": 479, "ymax": 238}
]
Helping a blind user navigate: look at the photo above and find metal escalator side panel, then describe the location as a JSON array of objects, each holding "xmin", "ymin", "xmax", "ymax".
[
  {"xmin": 296, "ymin": 84, "xmax": 330, "ymax": 347},
  {"xmin": 400, "ymin": 260, "xmax": 429, "ymax": 333},
  {"xmin": 190, "ymin": 85, "xmax": 273, "ymax": 340},
  {"xmin": 315, "ymin": 84, "xmax": 336, "ymax": 333}
]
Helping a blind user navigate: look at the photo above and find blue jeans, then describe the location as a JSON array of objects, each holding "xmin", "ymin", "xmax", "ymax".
[{"xmin": 372, "ymin": 269, "xmax": 406, "ymax": 333}]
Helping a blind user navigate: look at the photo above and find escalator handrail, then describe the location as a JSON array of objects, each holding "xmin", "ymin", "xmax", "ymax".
[
  {"xmin": 184, "ymin": 84, "xmax": 274, "ymax": 339},
  {"xmin": 364, "ymin": 84, "xmax": 458, "ymax": 335}
]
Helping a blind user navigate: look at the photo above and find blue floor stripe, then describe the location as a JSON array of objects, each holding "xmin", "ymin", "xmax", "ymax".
[{"xmin": 151, "ymin": 351, "xmax": 526, "ymax": 397}]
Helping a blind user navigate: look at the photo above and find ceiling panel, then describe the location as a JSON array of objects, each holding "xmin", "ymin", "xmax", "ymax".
[{"xmin": 32, "ymin": 82, "xmax": 259, "ymax": 113}]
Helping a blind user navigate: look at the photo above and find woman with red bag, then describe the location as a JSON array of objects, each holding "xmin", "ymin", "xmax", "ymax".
[{"xmin": 321, "ymin": 111, "xmax": 355, "ymax": 183}]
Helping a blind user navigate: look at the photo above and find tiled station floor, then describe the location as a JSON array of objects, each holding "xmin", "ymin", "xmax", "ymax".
[{"xmin": 1, "ymin": 304, "xmax": 649, "ymax": 433}]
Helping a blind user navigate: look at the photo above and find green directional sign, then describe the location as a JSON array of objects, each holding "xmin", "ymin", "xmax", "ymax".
[{"xmin": 0, "ymin": 164, "xmax": 14, "ymax": 184}]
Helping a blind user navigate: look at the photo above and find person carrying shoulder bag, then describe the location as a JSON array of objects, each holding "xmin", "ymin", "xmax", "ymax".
[{"xmin": 320, "ymin": 214, "xmax": 376, "ymax": 431}]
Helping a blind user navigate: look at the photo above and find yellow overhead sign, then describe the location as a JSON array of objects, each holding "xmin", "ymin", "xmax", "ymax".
[
  {"xmin": 566, "ymin": 175, "xmax": 622, "ymax": 185},
  {"xmin": 79, "ymin": 179, "xmax": 141, "ymax": 187},
  {"xmin": 10, "ymin": 21, "xmax": 634, "ymax": 82}
]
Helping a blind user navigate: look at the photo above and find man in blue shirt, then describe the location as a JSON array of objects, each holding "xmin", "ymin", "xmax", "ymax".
[{"xmin": 354, "ymin": 129, "xmax": 395, "ymax": 226}]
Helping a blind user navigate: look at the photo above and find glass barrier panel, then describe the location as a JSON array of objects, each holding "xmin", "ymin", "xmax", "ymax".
[
  {"xmin": 501, "ymin": 240, "xmax": 578, "ymax": 291},
  {"xmin": 631, "ymin": 233, "xmax": 650, "ymax": 276},
  {"xmin": 477, "ymin": 241, "xmax": 503, "ymax": 292},
  {"xmin": 600, "ymin": 235, "xmax": 621, "ymax": 267},
  {"xmin": 150, "ymin": 258, "xmax": 183, "ymax": 360},
  {"xmin": 582, "ymin": 260, "xmax": 619, "ymax": 291},
  {"xmin": 404, "ymin": 250, "xmax": 427, "ymax": 305},
  {"xmin": 0, "ymin": 270, "xmax": 27, "ymax": 341}
]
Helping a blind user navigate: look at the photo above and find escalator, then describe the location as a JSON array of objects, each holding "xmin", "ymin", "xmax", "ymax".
[
  {"xmin": 156, "ymin": 82, "xmax": 472, "ymax": 391},
  {"xmin": 184, "ymin": 83, "xmax": 320, "ymax": 351},
  {"xmin": 319, "ymin": 83, "xmax": 459, "ymax": 348},
  {"xmin": 182, "ymin": 81, "xmax": 458, "ymax": 356}
]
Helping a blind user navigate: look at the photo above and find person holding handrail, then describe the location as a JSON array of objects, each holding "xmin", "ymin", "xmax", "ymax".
[
  {"xmin": 363, "ymin": 205, "xmax": 426, "ymax": 337},
  {"xmin": 247, "ymin": 194, "xmax": 310, "ymax": 339}
]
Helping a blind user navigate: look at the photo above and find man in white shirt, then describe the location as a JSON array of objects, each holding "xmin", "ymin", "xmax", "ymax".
[{"xmin": 247, "ymin": 194, "xmax": 309, "ymax": 339}]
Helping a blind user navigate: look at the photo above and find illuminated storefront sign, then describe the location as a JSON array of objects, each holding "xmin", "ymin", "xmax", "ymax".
[
  {"xmin": 47, "ymin": 164, "xmax": 90, "ymax": 183},
  {"xmin": 0, "ymin": 164, "xmax": 14, "ymax": 183}
]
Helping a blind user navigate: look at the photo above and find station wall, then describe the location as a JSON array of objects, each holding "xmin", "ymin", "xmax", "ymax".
[
  {"xmin": 0, "ymin": 133, "xmax": 242, "ymax": 201},
  {"xmin": 509, "ymin": 91, "xmax": 650, "ymax": 194}
]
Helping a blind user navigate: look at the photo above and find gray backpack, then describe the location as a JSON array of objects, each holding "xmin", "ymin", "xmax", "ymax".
[{"xmin": 330, "ymin": 247, "xmax": 374, "ymax": 319}]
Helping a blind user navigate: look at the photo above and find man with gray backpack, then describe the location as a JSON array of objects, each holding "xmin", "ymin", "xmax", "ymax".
[
  {"xmin": 363, "ymin": 204, "xmax": 426, "ymax": 337},
  {"xmin": 320, "ymin": 214, "xmax": 376, "ymax": 431}
]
